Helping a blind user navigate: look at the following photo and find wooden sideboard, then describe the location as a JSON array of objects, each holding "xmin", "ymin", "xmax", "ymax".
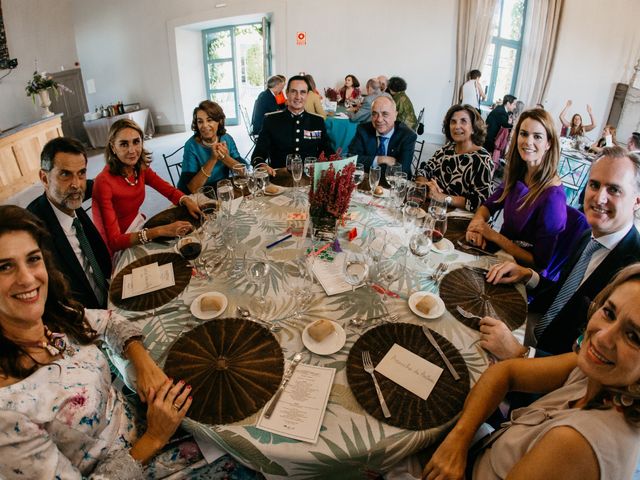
[{"xmin": 0, "ymin": 114, "xmax": 63, "ymax": 202}]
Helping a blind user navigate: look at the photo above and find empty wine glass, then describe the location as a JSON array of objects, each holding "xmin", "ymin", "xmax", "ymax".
[
  {"xmin": 403, "ymin": 200, "xmax": 421, "ymax": 235},
  {"xmin": 353, "ymin": 163, "xmax": 365, "ymax": 188},
  {"xmin": 304, "ymin": 157, "xmax": 316, "ymax": 178},
  {"xmin": 286, "ymin": 153, "xmax": 300, "ymax": 173},
  {"xmin": 232, "ymin": 165, "xmax": 249, "ymax": 208},
  {"xmin": 369, "ymin": 165, "xmax": 381, "ymax": 196},
  {"xmin": 244, "ymin": 251, "xmax": 272, "ymax": 315},
  {"xmin": 409, "ymin": 216, "xmax": 435, "ymax": 264},
  {"xmin": 254, "ymin": 167, "xmax": 270, "ymax": 205},
  {"xmin": 291, "ymin": 157, "xmax": 303, "ymax": 192},
  {"xmin": 217, "ymin": 179, "xmax": 234, "ymax": 219},
  {"xmin": 386, "ymin": 164, "xmax": 402, "ymax": 189},
  {"xmin": 343, "ymin": 252, "xmax": 369, "ymax": 308}
]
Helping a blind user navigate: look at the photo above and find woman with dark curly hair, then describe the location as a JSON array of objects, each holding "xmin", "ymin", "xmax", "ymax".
[
  {"xmin": 416, "ymin": 104, "xmax": 492, "ymax": 211},
  {"xmin": 388, "ymin": 76, "xmax": 418, "ymax": 131},
  {"xmin": 338, "ymin": 74, "xmax": 362, "ymax": 107},
  {"xmin": 92, "ymin": 119, "xmax": 199, "ymax": 254},
  {"xmin": 0, "ymin": 205, "xmax": 196, "ymax": 479},
  {"xmin": 177, "ymin": 100, "xmax": 247, "ymax": 194},
  {"xmin": 423, "ymin": 262, "xmax": 640, "ymax": 480}
]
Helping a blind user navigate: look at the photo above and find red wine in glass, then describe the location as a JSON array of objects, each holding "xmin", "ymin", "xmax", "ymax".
[
  {"xmin": 432, "ymin": 230, "xmax": 444, "ymax": 242},
  {"xmin": 178, "ymin": 238, "xmax": 202, "ymax": 261}
]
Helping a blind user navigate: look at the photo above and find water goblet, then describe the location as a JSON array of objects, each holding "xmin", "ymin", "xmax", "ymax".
[
  {"xmin": 403, "ymin": 200, "xmax": 421, "ymax": 235},
  {"xmin": 232, "ymin": 165, "xmax": 249, "ymax": 208},
  {"xmin": 386, "ymin": 164, "xmax": 402, "ymax": 189},
  {"xmin": 409, "ymin": 216, "xmax": 435, "ymax": 264},
  {"xmin": 216, "ymin": 179, "xmax": 234, "ymax": 219},
  {"xmin": 286, "ymin": 153, "xmax": 300, "ymax": 174},
  {"xmin": 353, "ymin": 163, "xmax": 365, "ymax": 188}
]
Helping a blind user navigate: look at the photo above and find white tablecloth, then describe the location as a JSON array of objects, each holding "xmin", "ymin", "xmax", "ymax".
[{"xmin": 83, "ymin": 108, "xmax": 154, "ymax": 148}]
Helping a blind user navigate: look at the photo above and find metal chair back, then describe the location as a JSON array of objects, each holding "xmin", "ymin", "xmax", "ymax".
[
  {"xmin": 162, "ymin": 145, "xmax": 184, "ymax": 187},
  {"xmin": 412, "ymin": 139, "xmax": 425, "ymax": 176}
]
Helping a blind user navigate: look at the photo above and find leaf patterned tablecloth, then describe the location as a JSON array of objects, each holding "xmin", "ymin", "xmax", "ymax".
[{"xmin": 110, "ymin": 188, "xmax": 502, "ymax": 479}]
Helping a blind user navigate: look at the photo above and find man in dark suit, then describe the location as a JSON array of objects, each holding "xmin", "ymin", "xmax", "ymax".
[
  {"xmin": 251, "ymin": 75, "xmax": 334, "ymax": 170},
  {"xmin": 251, "ymin": 75, "xmax": 285, "ymax": 136},
  {"xmin": 347, "ymin": 95, "xmax": 417, "ymax": 177},
  {"xmin": 27, "ymin": 137, "xmax": 112, "ymax": 309},
  {"xmin": 478, "ymin": 147, "xmax": 640, "ymax": 359},
  {"xmin": 484, "ymin": 94, "xmax": 517, "ymax": 153}
]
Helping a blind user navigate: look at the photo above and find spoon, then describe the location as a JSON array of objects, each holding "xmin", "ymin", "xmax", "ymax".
[{"xmin": 237, "ymin": 306, "xmax": 281, "ymax": 332}]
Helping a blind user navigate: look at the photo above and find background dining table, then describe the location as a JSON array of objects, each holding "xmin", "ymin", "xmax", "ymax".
[{"xmin": 108, "ymin": 185, "xmax": 516, "ymax": 479}]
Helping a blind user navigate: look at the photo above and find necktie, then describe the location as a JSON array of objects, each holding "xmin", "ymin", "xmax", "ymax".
[
  {"xmin": 73, "ymin": 218, "xmax": 108, "ymax": 302},
  {"xmin": 376, "ymin": 137, "xmax": 388, "ymax": 156},
  {"xmin": 534, "ymin": 238, "xmax": 603, "ymax": 339}
]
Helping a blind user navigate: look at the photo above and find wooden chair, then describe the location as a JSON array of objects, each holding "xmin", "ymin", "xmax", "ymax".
[
  {"xmin": 412, "ymin": 139, "xmax": 425, "ymax": 176},
  {"xmin": 162, "ymin": 146, "xmax": 184, "ymax": 187},
  {"xmin": 239, "ymin": 104, "xmax": 257, "ymax": 159}
]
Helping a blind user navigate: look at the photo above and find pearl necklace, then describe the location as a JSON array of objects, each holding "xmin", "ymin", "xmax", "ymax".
[
  {"xmin": 11, "ymin": 326, "xmax": 74, "ymax": 357},
  {"xmin": 122, "ymin": 170, "xmax": 139, "ymax": 186},
  {"xmin": 200, "ymin": 137, "xmax": 217, "ymax": 148}
]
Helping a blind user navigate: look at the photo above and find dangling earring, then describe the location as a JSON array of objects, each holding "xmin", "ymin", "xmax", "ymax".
[{"xmin": 572, "ymin": 334, "xmax": 584, "ymax": 354}]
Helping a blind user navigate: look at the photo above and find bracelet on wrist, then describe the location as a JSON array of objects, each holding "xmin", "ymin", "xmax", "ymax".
[
  {"xmin": 201, "ymin": 167, "xmax": 212, "ymax": 177},
  {"xmin": 137, "ymin": 228, "xmax": 149, "ymax": 245}
]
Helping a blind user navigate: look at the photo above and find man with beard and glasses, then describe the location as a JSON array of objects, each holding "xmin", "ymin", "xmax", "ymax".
[{"xmin": 27, "ymin": 137, "xmax": 111, "ymax": 308}]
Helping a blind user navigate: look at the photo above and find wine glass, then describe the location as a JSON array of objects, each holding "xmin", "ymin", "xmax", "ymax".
[
  {"xmin": 232, "ymin": 165, "xmax": 249, "ymax": 208},
  {"xmin": 343, "ymin": 252, "xmax": 369, "ymax": 308},
  {"xmin": 304, "ymin": 157, "xmax": 316, "ymax": 178},
  {"xmin": 244, "ymin": 251, "xmax": 272, "ymax": 315},
  {"xmin": 176, "ymin": 225, "xmax": 205, "ymax": 277},
  {"xmin": 353, "ymin": 163, "xmax": 365, "ymax": 188},
  {"xmin": 197, "ymin": 185, "xmax": 216, "ymax": 211},
  {"xmin": 386, "ymin": 164, "xmax": 402, "ymax": 189},
  {"xmin": 254, "ymin": 167, "xmax": 270, "ymax": 205},
  {"xmin": 403, "ymin": 200, "xmax": 421, "ymax": 235},
  {"xmin": 366, "ymin": 226, "xmax": 387, "ymax": 263},
  {"xmin": 428, "ymin": 199, "xmax": 448, "ymax": 243},
  {"xmin": 369, "ymin": 165, "xmax": 381, "ymax": 196},
  {"xmin": 378, "ymin": 253, "xmax": 406, "ymax": 304},
  {"xmin": 409, "ymin": 216, "xmax": 435, "ymax": 263},
  {"xmin": 216, "ymin": 179, "xmax": 234, "ymax": 219},
  {"xmin": 245, "ymin": 169, "xmax": 259, "ymax": 212},
  {"xmin": 406, "ymin": 183, "xmax": 427, "ymax": 205},
  {"xmin": 286, "ymin": 153, "xmax": 300, "ymax": 174},
  {"xmin": 291, "ymin": 157, "xmax": 303, "ymax": 192}
]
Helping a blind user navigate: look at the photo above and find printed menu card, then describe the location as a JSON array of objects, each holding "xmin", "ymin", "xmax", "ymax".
[{"xmin": 257, "ymin": 362, "xmax": 335, "ymax": 443}]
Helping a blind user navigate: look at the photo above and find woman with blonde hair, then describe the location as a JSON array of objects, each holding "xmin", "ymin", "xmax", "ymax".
[
  {"xmin": 92, "ymin": 119, "xmax": 199, "ymax": 254},
  {"xmin": 423, "ymin": 263, "xmax": 640, "ymax": 480},
  {"xmin": 466, "ymin": 109, "xmax": 578, "ymax": 277},
  {"xmin": 589, "ymin": 124, "xmax": 618, "ymax": 154}
]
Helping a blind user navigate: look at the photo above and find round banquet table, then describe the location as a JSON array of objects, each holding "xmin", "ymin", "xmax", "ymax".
[{"xmin": 108, "ymin": 186, "xmax": 520, "ymax": 479}]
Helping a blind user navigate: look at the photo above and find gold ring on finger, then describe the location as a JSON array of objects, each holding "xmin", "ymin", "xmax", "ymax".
[{"xmin": 172, "ymin": 403, "xmax": 180, "ymax": 411}]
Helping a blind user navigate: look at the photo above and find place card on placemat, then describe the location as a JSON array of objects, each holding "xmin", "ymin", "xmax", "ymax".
[
  {"xmin": 312, "ymin": 253, "xmax": 359, "ymax": 296},
  {"xmin": 257, "ymin": 362, "xmax": 335, "ymax": 444},
  {"xmin": 375, "ymin": 343, "xmax": 443, "ymax": 400},
  {"xmin": 122, "ymin": 262, "xmax": 175, "ymax": 299}
]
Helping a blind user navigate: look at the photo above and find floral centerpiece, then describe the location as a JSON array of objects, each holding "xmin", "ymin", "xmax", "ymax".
[
  {"xmin": 25, "ymin": 71, "xmax": 70, "ymax": 103},
  {"xmin": 308, "ymin": 150, "xmax": 356, "ymax": 241}
]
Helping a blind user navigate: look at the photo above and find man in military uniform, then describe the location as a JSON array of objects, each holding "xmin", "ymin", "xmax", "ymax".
[{"xmin": 252, "ymin": 75, "xmax": 334, "ymax": 171}]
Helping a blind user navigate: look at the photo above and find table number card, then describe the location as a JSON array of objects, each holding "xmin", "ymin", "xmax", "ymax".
[{"xmin": 375, "ymin": 343, "xmax": 443, "ymax": 400}]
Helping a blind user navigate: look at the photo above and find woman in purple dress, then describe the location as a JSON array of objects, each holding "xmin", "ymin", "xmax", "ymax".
[{"xmin": 466, "ymin": 109, "xmax": 578, "ymax": 277}]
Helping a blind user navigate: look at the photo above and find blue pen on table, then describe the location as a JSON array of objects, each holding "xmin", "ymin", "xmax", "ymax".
[{"xmin": 266, "ymin": 233, "xmax": 293, "ymax": 249}]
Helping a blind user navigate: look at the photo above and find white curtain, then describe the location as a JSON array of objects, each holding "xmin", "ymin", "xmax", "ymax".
[
  {"xmin": 452, "ymin": 0, "xmax": 499, "ymax": 105},
  {"xmin": 516, "ymin": 0, "xmax": 564, "ymax": 106}
]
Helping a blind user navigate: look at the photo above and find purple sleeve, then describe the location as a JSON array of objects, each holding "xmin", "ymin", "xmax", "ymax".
[
  {"xmin": 483, "ymin": 182, "xmax": 505, "ymax": 216},
  {"xmin": 530, "ymin": 186, "xmax": 568, "ymax": 270}
]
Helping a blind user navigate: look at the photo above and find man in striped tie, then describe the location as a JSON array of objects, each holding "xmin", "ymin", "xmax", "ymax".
[
  {"xmin": 477, "ymin": 146, "xmax": 640, "ymax": 360},
  {"xmin": 27, "ymin": 137, "xmax": 112, "ymax": 309}
]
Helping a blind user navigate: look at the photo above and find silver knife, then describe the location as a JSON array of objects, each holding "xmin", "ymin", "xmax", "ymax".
[
  {"xmin": 422, "ymin": 326, "xmax": 461, "ymax": 381},
  {"xmin": 264, "ymin": 352, "xmax": 303, "ymax": 418},
  {"xmin": 124, "ymin": 305, "xmax": 182, "ymax": 322}
]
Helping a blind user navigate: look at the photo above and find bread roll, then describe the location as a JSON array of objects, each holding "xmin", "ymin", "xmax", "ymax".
[
  {"xmin": 374, "ymin": 186, "xmax": 384, "ymax": 195},
  {"xmin": 200, "ymin": 295, "xmax": 222, "ymax": 312},
  {"xmin": 416, "ymin": 295, "xmax": 437, "ymax": 315},
  {"xmin": 308, "ymin": 319, "xmax": 335, "ymax": 342},
  {"xmin": 265, "ymin": 184, "xmax": 279, "ymax": 194}
]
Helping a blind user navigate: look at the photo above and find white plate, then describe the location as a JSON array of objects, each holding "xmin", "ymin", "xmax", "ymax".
[
  {"xmin": 190, "ymin": 292, "xmax": 228, "ymax": 320},
  {"xmin": 302, "ymin": 320, "xmax": 346, "ymax": 355},
  {"xmin": 408, "ymin": 291, "xmax": 446, "ymax": 319},
  {"xmin": 264, "ymin": 185, "xmax": 285, "ymax": 196},
  {"xmin": 431, "ymin": 237, "xmax": 454, "ymax": 254}
]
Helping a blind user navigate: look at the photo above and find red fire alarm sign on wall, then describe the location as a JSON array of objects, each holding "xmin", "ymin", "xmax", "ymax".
[{"xmin": 296, "ymin": 32, "xmax": 306, "ymax": 45}]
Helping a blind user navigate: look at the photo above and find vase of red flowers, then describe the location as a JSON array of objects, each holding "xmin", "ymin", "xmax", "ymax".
[{"xmin": 308, "ymin": 151, "xmax": 356, "ymax": 241}]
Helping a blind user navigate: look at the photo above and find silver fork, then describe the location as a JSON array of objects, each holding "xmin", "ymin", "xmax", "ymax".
[
  {"xmin": 456, "ymin": 305, "xmax": 483, "ymax": 322},
  {"xmin": 435, "ymin": 263, "xmax": 449, "ymax": 283},
  {"xmin": 362, "ymin": 350, "xmax": 391, "ymax": 418}
]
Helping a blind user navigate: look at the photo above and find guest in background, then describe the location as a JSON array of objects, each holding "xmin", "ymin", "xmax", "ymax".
[
  {"xmin": 348, "ymin": 95, "xmax": 417, "ymax": 176},
  {"xmin": 177, "ymin": 100, "xmax": 247, "ymax": 194},
  {"xmin": 377, "ymin": 75, "xmax": 389, "ymax": 93},
  {"xmin": 467, "ymin": 109, "xmax": 570, "ymax": 277},
  {"xmin": 589, "ymin": 125, "xmax": 618, "ymax": 154},
  {"xmin": 27, "ymin": 137, "xmax": 111, "ymax": 309},
  {"xmin": 415, "ymin": 104, "xmax": 492, "ymax": 212},
  {"xmin": 388, "ymin": 76, "xmax": 418, "ymax": 131},
  {"xmin": 423, "ymin": 263, "xmax": 640, "ymax": 480},
  {"xmin": 460, "ymin": 69, "xmax": 486, "ymax": 110},
  {"xmin": 628, "ymin": 132, "xmax": 640, "ymax": 152},
  {"xmin": 348, "ymin": 78, "xmax": 390, "ymax": 124},
  {"xmin": 338, "ymin": 74, "xmax": 362, "ymax": 107},
  {"xmin": 484, "ymin": 94, "xmax": 517, "ymax": 154},
  {"xmin": 559, "ymin": 100, "xmax": 596, "ymax": 138},
  {"xmin": 92, "ymin": 119, "xmax": 199, "ymax": 254},
  {"xmin": 274, "ymin": 74, "xmax": 287, "ymax": 107},
  {"xmin": 251, "ymin": 75, "xmax": 286, "ymax": 136},
  {"xmin": 303, "ymin": 74, "xmax": 326, "ymax": 118},
  {"xmin": 252, "ymin": 75, "xmax": 333, "ymax": 171}
]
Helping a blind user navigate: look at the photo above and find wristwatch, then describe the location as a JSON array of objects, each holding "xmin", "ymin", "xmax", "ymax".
[{"xmin": 444, "ymin": 195, "xmax": 452, "ymax": 206}]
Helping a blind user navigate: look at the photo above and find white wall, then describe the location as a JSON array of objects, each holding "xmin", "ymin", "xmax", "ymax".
[
  {"xmin": 543, "ymin": 0, "xmax": 640, "ymax": 136},
  {"xmin": 0, "ymin": 0, "xmax": 79, "ymax": 131},
  {"xmin": 3, "ymin": 0, "xmax": 640, "ymax": 141},
  {"xmin": 175, "ymin": 27, "xmax": 205, "ymax": 130}
]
